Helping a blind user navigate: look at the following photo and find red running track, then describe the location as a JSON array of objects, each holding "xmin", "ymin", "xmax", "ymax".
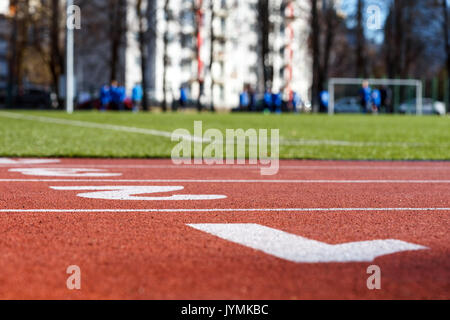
[{"xmin": 0, "ymin": 158, "xmax": 448, "ymax": 299}]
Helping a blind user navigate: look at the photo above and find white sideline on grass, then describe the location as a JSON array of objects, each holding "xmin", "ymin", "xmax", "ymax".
[{"xmin": 0, "ymin": 111, "xmax": 443, "ymax": 148}]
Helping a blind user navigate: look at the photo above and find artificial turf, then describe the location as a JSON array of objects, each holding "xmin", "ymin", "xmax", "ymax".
[{"xmin": 0, "ymin": 110, "xmax": 448, "ymax": 160}]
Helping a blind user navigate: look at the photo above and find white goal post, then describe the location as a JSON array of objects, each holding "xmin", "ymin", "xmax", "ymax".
[{"xmin": 328, "ymin": 78, "xmax": 423, "ymax": 115}]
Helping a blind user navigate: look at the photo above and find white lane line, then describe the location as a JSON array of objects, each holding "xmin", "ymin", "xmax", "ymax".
[
  {"xmin": 0, "ymin": 158, "xmax": 61, "ymax": 165},
  {"xmin": 0, "ymin": 111, "xmax": 203, "ymax": 143},
  {"xmin": 1, "ymin": 164, "xmax": 449, "ymax": 170},
  {"xmin": 9, "ymin": 168, "xmax": 122, "ymax": 177},
  {"xmin": 0, "ymin": 179, "xmax": 449, "ymax": 183},
  {"xmin": 187, "ymin": 223, "xmax": 427, "ymax": 263},
  {"xmin": 0, "ymin": 208, "xmax": 449, "ymax": 213}
]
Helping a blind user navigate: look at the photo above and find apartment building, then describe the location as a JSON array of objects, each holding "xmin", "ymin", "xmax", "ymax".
[
  {"xmin": 124, "ymin": 0, "xmax": 311, "ymax": 109},
  {"xmin": 73, "ymin": 0, "xmax": 312, "ymax": 109}
]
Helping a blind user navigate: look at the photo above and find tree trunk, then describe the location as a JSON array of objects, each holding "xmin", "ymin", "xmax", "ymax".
[
  {"xmin": 50, "ymin": 0, "xmax": 64, "ymax": 107},
  {"xmin": 444, "ymin": 0, "xmax": 450, "ymax": 112},
  {"xmin": 137, "ymin": 0, "xmax": 149, "ymax": 111},
  {"xmin": 7, "ymin": 0, "xmax": 19, "ymax": 108},
  {"xmin": 109, "ymin": 0, "xmax": 126, "ymax": 82},
  {"xmin": 393, "ymin": 0, "xmax": 403, "ymax": 78},
  {"xmin": 310, "ymin": 0, "xmax": 321, "ymax": 112},
  {"xmin": 209, "ymin": 0, "xmax": 215, "ymax": 112},
  {"xmin": 161, "ymin": 0, "xmax": 170, "ymax": 112},
  {"xmin": 385, "ymin": 2, "xmax": 395, "ymax": 79},
  {"xmin": 194, "ymin": 0, "xmax": 204, "ymax": 112},
  {"xmin": 356, "ymin": 0, "xmax": 366, "ymax": 78},
  {"xmin": 322, "ymin": 2, "xmax": 336, "ymax": 92},
  {"xmin": 257, "ymin": 0, "xmax": 271, "ymax": 92}
]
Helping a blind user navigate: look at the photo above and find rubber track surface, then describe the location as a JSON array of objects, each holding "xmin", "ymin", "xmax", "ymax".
[{"xmin": 0, "ymin": 159, "xmax": 448, "ymax": 299}]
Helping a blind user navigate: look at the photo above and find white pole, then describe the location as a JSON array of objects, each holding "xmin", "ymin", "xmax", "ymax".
[
  {"xmin": 328, "ymin": 80, "xmax": 334, "ymax": 115},
  {"xmin": 416, "ymin": 80, "xmax": 423, "ymax": 116},
  {"xmin": 66, "ymin": 0, "xmax": 74, "ymax": 114}
]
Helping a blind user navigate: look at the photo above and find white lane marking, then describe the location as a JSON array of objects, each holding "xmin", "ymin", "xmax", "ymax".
[
  {"xmin": 2, "ymin": 164, "xmax": 448, "ymax": 170},
  {"xmin": 50, "ymin": 186, "xmax": 227, "ymax": 201},
  {"xmin": 0, "ymin": 111, "xmax": 203, "ymax": 143},
  {"xmin": 0, "ymin": 208, "xmax": 449, "ymax": 213},
  {"xmin": 187, "ymin": 223, "xmax": 428, "ymax": 263},
  {"xmin": 0, "ymin": 158, "xmax": 61, "ymax": 165},
  {"xmin": 1, "ymin": 112, "xmax": 444, "ymax": 148},
  {"xmin": 0, "ymin": 179, "xmax": 449, "ymax": 183},
  {"xmin": 9, "ymin": 168, "xmax": 122, "ymax": 177}
]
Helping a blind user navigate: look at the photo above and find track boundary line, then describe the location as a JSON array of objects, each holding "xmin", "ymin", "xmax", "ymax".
[
  {"xmin": 1, "ymin": 179, "xmax": 450, "ymax": 183},
  {"xmin": 0, "ymin": 208, "xmax": 449, "ymax": 213},
  {"xmin": 2, "ymin": 164, "xmax": 450, "ymax": 170}
]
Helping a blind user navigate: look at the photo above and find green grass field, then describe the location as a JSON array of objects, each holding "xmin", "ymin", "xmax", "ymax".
[{"xmin": 0, "ymin": 110, "xmax": 448, "ymax": 160}]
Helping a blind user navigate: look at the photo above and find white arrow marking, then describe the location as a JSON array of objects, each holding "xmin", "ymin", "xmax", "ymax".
[
  {"xmin": 51, "ymin": 186, "xmax": 227, "ymax": 201},
  {"xmin": 187, "ymin": 223, "xmax": 428, "ymax": 263},
  {"xmin": 10, "ymin": 168, "xmax": 122, "ymax": 177}
]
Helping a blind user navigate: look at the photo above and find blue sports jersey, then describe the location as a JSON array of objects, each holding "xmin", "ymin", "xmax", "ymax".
[
  {"xmin": 273, "ymin": 93, "xmax": 282, "ymax": 107},
  {"xmin": 111, "ymin": 86, "xmax": 126, "ymax": 103},
  {"xmin": 240, "ymin": 92, "xmax": 249, "ymax": 107},
  {"xmin": 180, "ymin": 88, "xmax": 188, "ymax": 102},
  {"xmin": 132, "ymin": 85, "xmax": 143, "ymax": 102},
  {"xmin": 320, "ymin": 90, "xmax": 329, "ymax": 107},
  {"xmin": 264, "ymin": 92, "xmax": 272, "ymax": 106},
  {"xmin": 360, "ymin": 87, "xmax": 372, "ymax": 103},
  {"xmin": 118, "ymin": 86, "xmax": 126, "ymax": 102},
  {"xmin": 371, "ymin": 89, "xmax": 381, "ymax": 107},
  {"xmin": 100, "ymin": 85, "xmax": 111, "ymax": 105}
]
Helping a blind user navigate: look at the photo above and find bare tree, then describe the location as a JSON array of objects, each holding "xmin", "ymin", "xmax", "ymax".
[
  {"xmin": 161, "ymin": 0, "xmax": 170, "ymax": 112},
  {"xmin": 257, "ymin": 0, "xmax": 271, "ymax": 93},
  {"xmin": 49, "ymin": 0, "xmax": 64, "ymax": 106},
  {"xmin": 355, "ymin": 0, "xmax": 366, "ymax": 77},
  {"xmin": 193, "ymin": 0, "xmax": 205, "ymax": 111},
  {"xmin": 108, "ymin": 0, "xmax": 127, "ymax": 82},
  {"xmin": 443, "ymin": 0, "xmax": 449, "ymax": 111},
  {"xmin": 310, "ymin": 0, "xmax": 321, "ymax": 112},
  {"xmin": 136, "ymin": 0, "xmax": 150, "ymax": 111},
  {"xmin": 321, "ymin": 0, "xmax": 339, "ymax": 94},
  {"xmin": 6, "ymin": 0, "xmax": 19, "ymax": 107},
  {"xmin": 384, "ymin": 0, "xmax": 443, "ymax": 79},
  {"xmin": 208, "ymin": 0, "xmax": 215, "ymax": 112}
]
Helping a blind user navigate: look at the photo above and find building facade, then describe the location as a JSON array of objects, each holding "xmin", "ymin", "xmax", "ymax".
[
  {"xmin": 123, "ymin": 0, "xmax": 311, "ymax": 109},
  {"xmin": 74, "ymin": 0, "xmax": 312, "ymax": 109}
]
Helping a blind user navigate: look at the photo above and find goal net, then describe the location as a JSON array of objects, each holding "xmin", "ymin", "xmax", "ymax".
[{"xmin": 328, "ymin": 78, "xmax": 423, "ymax": 115}]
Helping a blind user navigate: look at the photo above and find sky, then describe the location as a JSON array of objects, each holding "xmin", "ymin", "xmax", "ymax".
[
  {"xmin": 340, "ymin": 0, "xmax": 390, "ymax": 43},
  {"xmin": 340, "ymin": 0, "xmax": 450, "ymax": 44}
]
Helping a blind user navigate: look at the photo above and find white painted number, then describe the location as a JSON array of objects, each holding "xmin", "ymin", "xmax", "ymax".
[
  {"xmin": 188, "ymin": 224, "xmax": 427, "ymax": 263},
  {"xmin": 10, "ymin": 168, "xmax": 122, "ymax": 177},
  {"xmin": 51, "ymin": 186, "xmax": 227, "ymax": 201}
]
